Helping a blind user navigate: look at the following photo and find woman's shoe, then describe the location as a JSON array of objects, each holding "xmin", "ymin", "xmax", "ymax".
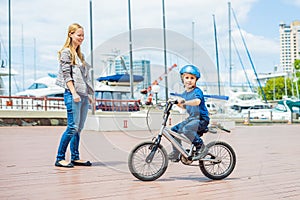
[
  {"xmin": 71, "ymin": 160, "xmax": 92, "ymax": 166},
  {"xmin": 55, "ymin": 160, "xmax": 74, "ymax": 168}
]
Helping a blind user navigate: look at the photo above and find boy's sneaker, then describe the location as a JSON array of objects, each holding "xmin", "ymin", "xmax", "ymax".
[
  {"xmin": 192, "ymin": 144, "xmax": 208, "ymax": 161},
  {"xmin": 168, "ymin": 151, "xmax": 180, "ymax": 162}
]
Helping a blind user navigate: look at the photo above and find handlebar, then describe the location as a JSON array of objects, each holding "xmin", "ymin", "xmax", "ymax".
[
  {"xmin": 167, "ymin": 99, "xmax": 179, "ymax": 104},
  {"xmin": 167, "ymin": 97, "xmax": 231, "ymax": 133}
]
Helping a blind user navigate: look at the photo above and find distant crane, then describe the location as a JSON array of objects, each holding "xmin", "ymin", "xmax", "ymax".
[{"xmin": 140, "ymin": 63, "xmax": 177, "ymax": 95}]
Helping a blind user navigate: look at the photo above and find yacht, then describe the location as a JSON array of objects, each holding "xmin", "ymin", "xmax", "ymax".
[
  {"xmin": 228, "ymin": 91, "xmax": 270, "ymax": 112},
  {"xmin": 15, "ymin": 74, "xmax": 64, "ymax": 97},
  {"xmin": 242, "ymin": 100, "xmax": 300, "ymax": 120},
  {"xmin": 94, "ymin": 74, "xmax": 144, "ymax": 111}
]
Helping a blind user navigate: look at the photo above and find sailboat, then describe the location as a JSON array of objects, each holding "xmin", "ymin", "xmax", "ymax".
[
  {"xmin": 222, "ymin": 2, "xmax": 269, "ymax": 113},
  {"xmin": 0, "ymin": 66, "xmax": 18, "ymax": 95}
]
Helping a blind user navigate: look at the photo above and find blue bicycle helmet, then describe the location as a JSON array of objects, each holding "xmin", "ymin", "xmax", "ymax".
[{"xmin": 179, "ymin": 65, "xmax": 201, "ymax": 79}]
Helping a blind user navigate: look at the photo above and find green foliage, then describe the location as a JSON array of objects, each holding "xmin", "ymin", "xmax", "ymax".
[
  {"xmin": 294, "ymin": 59, "xmax": 300, "ymax": 70},
  {"xmin": 260, "ymin": 76, "xmax": 299, "ymax": 100},
  {"xmin": 259, "ymin": 63, "xmax": 300, "ymax": 100}
]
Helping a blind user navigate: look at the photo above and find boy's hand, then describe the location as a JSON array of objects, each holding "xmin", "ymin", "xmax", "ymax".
[
  {"xmin": 179, "ymin": 99, "xmax": 185, "ymax": 104},
  {"xmin": 176, "ymin": 98, "xmax": 186, "ymax": 109}
]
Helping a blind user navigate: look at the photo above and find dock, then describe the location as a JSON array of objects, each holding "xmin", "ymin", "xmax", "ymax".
[{"xmin": 0, "ymin": 124, "xmax": 299, "ymax": 199}]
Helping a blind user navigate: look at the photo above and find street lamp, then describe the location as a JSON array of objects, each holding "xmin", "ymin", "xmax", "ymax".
[{"xmin": 152, "ymin": 84, "xmax": 160, "ymax": 105}]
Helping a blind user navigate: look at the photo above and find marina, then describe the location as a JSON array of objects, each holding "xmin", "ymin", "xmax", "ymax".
[
  {"xmin": 1, "ymin": 86, "xmax": 300, "ymax": 129},
  {"xmin": 0, "ymin": 1, "xmax": 300, "ymax": 199}
]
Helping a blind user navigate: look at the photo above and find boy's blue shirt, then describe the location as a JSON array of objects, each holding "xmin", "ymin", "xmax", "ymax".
[{"xmin": 181, "ymin": 87, "xmax": 210, "ymax": 121}]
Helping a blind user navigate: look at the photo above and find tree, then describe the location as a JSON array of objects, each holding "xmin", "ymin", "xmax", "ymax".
[
  {"xmin": 293, "ymin": 59, "xmax": 300, "ymax": 98},
  {"xmin": 260, "ymin": 77, "xmax": 293, "ymax": 100},
  {"xmin": 260, "ymin": 60, "xmax": 300, "ymax": 101},
  {"xmin": 294, "ymin": 59, "xmax": 300, "ymax": 70}
]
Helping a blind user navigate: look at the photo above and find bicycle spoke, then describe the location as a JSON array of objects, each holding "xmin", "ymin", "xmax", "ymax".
[
  {"xmin": 202, "ymin": 143, "xmax": 234, "ymax": 176},
  {"xmin": 130, "ymin": 144, "xmax": 167, "ymax": 178}
]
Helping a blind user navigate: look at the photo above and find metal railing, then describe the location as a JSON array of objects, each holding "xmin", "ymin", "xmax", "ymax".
[
  {"xmin": 242, "ymin": 109, "xmax": 300, "ymax": 124},
  {"xmin": 95, "ymin": 99, "xmax": 140, "ymax": 112},
  {"xmin": 0, "ymin": 96, "xmax": 65, "ymax": 111},
  {"xmin": 0, "ymin": 95, "xmax": 141, "ymax": 112}
]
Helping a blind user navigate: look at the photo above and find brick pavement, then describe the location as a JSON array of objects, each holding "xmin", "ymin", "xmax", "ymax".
[{"xmin": 0, "ymin": 125, "xmax": 299, "ymax": 199}]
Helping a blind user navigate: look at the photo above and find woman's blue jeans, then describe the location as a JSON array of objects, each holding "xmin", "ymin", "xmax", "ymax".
[{"xmin": 56, "ymin": 90, "xmax": 89, "ymax": 161}]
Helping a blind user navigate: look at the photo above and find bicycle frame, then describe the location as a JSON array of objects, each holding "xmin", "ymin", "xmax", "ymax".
[
  {"xmin": 162, "ymin": 126, "xmax": 194, "ymax": 158},
  {"xmin": 151, "ymin": 100, "xmax": 196, "ymax": 160},
  {"xmin": 131, "ymin": 99, "xmax": 236, "ymax": 181}
]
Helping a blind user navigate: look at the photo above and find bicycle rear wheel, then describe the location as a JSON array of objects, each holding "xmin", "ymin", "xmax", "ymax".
[
  {"xmin": 128, "ymin": 142, "xmax": 168, "ymax": 181},
  {"xmin": 199, "ymin": 141, "xmax": 236, "ymax": 180}
]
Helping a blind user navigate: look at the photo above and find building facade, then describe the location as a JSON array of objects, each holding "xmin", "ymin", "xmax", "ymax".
[
  {"xmin": 115, "ymin": 56, "xmax": 151, "ymax": 91},
  {"xmin": 279, "ymin": 21, "xmax": 300, "ymax": 73}
]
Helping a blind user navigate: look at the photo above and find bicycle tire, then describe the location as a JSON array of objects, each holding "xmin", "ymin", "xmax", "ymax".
[
  {"xmin": 128, "ymin": 142, "xmax": 168, "ymax": 181},
  {"xmin": 199, "ymin": 141, "xmax": 236, "ymax": 180}
]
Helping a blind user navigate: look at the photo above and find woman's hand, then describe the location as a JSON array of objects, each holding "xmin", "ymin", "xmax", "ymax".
[
  {"xmin": 66, "ymin": 81, "xmax": 81, "ymax": 102},
  {"xmin": 72, "ymin": 92, "xmax": 81, "ymax": 102},
  {"xmin": 88, "ymin": 95, "xmax": 95, "ymax": 104}
]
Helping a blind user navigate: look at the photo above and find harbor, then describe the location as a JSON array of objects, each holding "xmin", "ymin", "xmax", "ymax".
[
  {"xmin": 1, "ymin": 1, "xmax": 300, "ymax": 129},
  {"xmin": 1, "ymin": 1, "xmax": 300, "ymax": 199},
  {"xmin": 0, "ymin": 125, "xmax": 299, "ymax": 199},
  {"xmin": 0, "ymin": 93, "xmax": 299, "ymax": 128}
]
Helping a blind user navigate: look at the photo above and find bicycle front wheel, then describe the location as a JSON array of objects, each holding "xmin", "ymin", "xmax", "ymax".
[
  {"xmin": 128, "ymin": 142, "xmax": 168, "ymax": 181},
  {"xmin": 199, "ymin": 141, "xmax": 236, "ymax": 180}
]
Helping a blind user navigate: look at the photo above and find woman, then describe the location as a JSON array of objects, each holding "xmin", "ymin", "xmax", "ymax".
[{"xmin": 55, "ymin": 23, "xmax": 94, "ymax": 168}]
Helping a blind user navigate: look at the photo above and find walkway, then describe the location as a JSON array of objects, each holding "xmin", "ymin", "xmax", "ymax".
[{"xmin": 0, "ymin": 125, "xmax": 299, "ymax": 199}]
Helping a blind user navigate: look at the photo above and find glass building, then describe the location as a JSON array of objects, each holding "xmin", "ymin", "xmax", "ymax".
[{"xmin": 115, "ymin": 56, "xmax": 151, "ymax": 91}]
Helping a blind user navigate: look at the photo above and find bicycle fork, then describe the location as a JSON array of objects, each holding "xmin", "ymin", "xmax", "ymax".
[{"xmin": 145, "ymin": 134, "xmax": 162, "ymax": 163}]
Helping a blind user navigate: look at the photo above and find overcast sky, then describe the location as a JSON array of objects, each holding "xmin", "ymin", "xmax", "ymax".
[{"xmin": 0, "ymin": 0, "xmax": 300, "ymax": 93}]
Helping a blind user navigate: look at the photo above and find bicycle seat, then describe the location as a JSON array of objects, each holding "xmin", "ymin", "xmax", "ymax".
[{"xmin": 197, "ymin": 127, "xmax": 208, "ymax": 136}]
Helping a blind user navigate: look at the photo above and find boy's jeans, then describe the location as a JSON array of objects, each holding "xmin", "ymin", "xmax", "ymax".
[
  {"xmin": 56, "ymin": 90, "xmax": 89, "ymax": 161},
  {"xmin": 171, "ymin": 117, "xmax": 208, "ymax": 154}
]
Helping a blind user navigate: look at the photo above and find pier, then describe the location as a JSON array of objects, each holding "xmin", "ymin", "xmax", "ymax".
[{"xmin": 0, "ymin": 125, "xmax": 299, "ymax": 199}]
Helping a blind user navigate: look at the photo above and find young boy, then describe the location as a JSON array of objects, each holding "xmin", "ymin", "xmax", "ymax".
[{"xmin": 168, "ymin": 65, "xmax": 210, "ymax": 162}]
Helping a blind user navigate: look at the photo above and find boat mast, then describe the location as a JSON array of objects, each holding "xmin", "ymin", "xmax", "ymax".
[
  {"xmin": 192, "ymin": 21, "xmax": 195, "ymax": 64},
  {"xmin": 22, "ymin": 24, "xmax": 25, "ymax": 91},
  {"xmin": 213, "ymin": 15, "xmax": 221, "ymax": 95},
  {"xmin": 8, "ymin": 0, "xmax": 12, "ymax": 98},
  {"xmin": 162, "ymin": 0, "xmax": 168, "ymax": 101},
  {"xmin": 228, "ymin": 2, "xmax": 232, "ymax": 88},
  {"xmin": 34, "ymin": 38, "xmax": 36, "ymax": 81},
  {"xmin": 89, "ymin": 0, "xmax": 95, "ymax": 115},
  {"xmin": 0, "ymin": 42, "xmax": 5, "ymax": 68},
  {"xmin": 128, "ymin": 0, "xmax": 134, "ymax": 99},
  {"xmin": 231, "ymin": 7, "xmax": 268, "ymax": 103}
]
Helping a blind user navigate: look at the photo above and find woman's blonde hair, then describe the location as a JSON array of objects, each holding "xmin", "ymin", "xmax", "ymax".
[{"xmin": 58, "ymin": 23, "xmax": 85, "ymax": 65}]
